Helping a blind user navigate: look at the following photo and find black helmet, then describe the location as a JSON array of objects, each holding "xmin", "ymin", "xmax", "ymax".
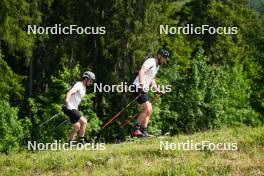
[{"xmin": 157, "ymin": 48, "xmax": 170, "ymax": 59}]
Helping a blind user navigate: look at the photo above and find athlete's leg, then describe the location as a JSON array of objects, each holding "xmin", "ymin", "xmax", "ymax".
[
  {"xmin": 79, "ymin": 116, "xmax": 87, "ymax": 137},
  {"xmin": 132, "ymin": 101, "xmax": 152, "ymax": 137},
  {"xmin": 141, "ymin": 102, "xmax": 152, "ymax": 127},
  {"xmin": 138, "ymin": 102, "xmax": 153, "ymax": 137},
  {"xmin": 136, "ymin": 101, "xmax": 152, "ymax": 125},
  {"xmin": 69, "ymin": 122, "xmax": 81, "ymax": 140}
]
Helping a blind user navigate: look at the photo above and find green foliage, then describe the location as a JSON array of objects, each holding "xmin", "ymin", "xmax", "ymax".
[
  {"xmin": 250, "ymin": 0, "xmax": 264, "ymax": 13},
  {"xmin": 0, "ymin": 0, "xmax": 263, "ymax": 147},
  {"xmin": 0, "ymin": 0, "xmax": 41, "ymax": 58},
  {"xmin": 79, "ymin": 94, "xmax": 101, "ymax": 139},
  {"xmin": 0, "ymin": 100, "xmax": 24, "ymax": 153},
  {"xmin": 158, "ymin": 49, "xmax": 261, "ymax": 134},
  {"xmin": 0, "ymin": 57, "xmax": 24, "ymax": 104},
  {"xmin": 178, "ymin": 0, "xmax": 264, "ymax": 77}
]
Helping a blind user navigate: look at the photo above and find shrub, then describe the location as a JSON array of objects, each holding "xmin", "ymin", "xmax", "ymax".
[{"xmin": 0, "ymin": 100, "xmax": 24, "ymax": 153}]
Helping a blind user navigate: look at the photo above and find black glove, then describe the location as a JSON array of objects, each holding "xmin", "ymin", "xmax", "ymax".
[{"xmin": 61, "ymin": 103, "xmax": 68, "ymax": 112}]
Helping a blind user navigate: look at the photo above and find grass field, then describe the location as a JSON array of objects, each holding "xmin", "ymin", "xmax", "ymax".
[{"xmin": 0, "ymin": 126, "xmax": 263, "ymax": 176}]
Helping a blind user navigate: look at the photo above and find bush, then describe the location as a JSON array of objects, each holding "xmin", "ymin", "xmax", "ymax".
[
  {"xmin": 157, "ymin": 49, "xmax": 261, "ymax": 134},
  {"xmin": 0, "ymin": 100, "xmax": 24, "ymax": 153}
]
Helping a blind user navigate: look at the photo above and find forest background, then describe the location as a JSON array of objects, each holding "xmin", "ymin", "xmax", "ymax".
[{"xmin": 0, "ymin": 0, "xmax": 264, "ymax": 153}]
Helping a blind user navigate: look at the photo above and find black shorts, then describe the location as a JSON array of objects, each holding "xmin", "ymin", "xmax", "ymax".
[
  {"xmin": 131, "ymin": 85, "xmax": 150, "ymax": 104},
  {"xmin": 62, "ymin": 106, "xmax": 82, "ymax": 124}
]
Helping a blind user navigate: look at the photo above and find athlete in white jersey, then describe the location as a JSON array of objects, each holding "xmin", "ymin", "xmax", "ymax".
[
  {"xmin": 131, "ymin": 48, "xmax": 170, "ymax": 137},
  {"xmin": 133, "ymin": 58, "xmax": 160, "ymax": 91},
  {"xmin": 63, "ymin": 71, "xmax": 95, "ymax": 144}
]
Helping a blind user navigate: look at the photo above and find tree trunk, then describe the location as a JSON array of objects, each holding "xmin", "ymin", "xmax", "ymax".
[
  {"xmin": 28, "ymin": 57, "xmax": 33, "ymax": 118},
  {"xmin": 29, "ymin": 57, "xmax": 33, "ymax": 98}
]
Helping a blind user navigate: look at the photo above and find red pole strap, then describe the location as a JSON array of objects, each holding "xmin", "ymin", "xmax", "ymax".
[{"xmin": 101, "ymin": 94, "xmax": 141, "ymax": 128}]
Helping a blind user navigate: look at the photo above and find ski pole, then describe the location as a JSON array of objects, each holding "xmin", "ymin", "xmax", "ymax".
[
  {"xmin": 50, "ymin": 119, "xmax": 70, "ymax": 131},
  {"xmin": 101, "ymin": 93, "xmax": 141, "ymax": 128},
  {"xmin": 58, "ymin": 119, "xmax": 70, "ymax": 128},
  {"xmin": 152, "ymin": 92, "xmax": 163, "ymax": 102},
  {"xmin": 38, "ymin": 113, "xmax": 61, "ymax": 128},
  {"xmin": 120, "ymin": 114, "xmax": 137, "ymax": 128}
]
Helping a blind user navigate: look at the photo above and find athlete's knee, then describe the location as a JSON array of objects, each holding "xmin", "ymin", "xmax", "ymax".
[
  {"xmin": 79, "ymin": 117, "xmax": 87, "ymax": 126},
  {"xmin": 73, "ymin": 123, "xmax": 81, "ymax": 131},
  {"xmin": 144, "ymin": 104, "xmax": 152, "ymax": 116}
]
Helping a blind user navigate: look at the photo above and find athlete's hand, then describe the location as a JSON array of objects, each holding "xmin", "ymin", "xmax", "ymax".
[
  {"xmin": 64, "ymin": 100, "xmax": 69, "ymax": 107},
  {"xmin": 157, "ymin": 90, "xmax": 166, "ymax": 96},
  {"xmin": 61, "ymin": 103, "xmax": 67, "ymax": 112}
]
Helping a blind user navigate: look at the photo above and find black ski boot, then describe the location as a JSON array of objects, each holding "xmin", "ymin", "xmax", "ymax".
[
  {"xmin": 68, "ymin": 140, "xmax": 78, "ymax": 147},
  {"xmin": 79, "ymin": 137, "xmax": 86, "ymax": 145},
  {"xmin": 131, "ymin": 123, "xmax": 144, "ymax": 137},
  {"xmin": 141, "ymin": 127, "xmax": 153, "ymax": 137}
]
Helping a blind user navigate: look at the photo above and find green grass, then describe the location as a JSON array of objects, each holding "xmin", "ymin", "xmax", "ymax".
[{"xmin": 0, "ymin": 126, "xmax": 263, "ymax": 176}]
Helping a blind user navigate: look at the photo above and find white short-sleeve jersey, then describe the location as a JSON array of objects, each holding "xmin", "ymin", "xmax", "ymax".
[
  {"xmin": 66, "ymin": 81, "xmax": 86, "ymax": 110},
  {"xmin": 133, "ymin": 58, "xmax": 159, "ymax": 89}
]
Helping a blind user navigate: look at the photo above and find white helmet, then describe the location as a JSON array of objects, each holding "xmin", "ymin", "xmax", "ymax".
[{"xmin": 83, "ymin": 71, "xmax": 95, "ymax": 80}]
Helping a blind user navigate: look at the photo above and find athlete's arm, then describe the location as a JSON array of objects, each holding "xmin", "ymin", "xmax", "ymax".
[
  {"xmin": 65, "ymin": 89, "xmax": 75, "ymax": 103},
  {"xmin": 138, "ymin": 65, "xmax": 147, "ymax": 88},
  {"xmin": 65, "ymin": 83, "xmax": 80, "ymax": 103}
]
